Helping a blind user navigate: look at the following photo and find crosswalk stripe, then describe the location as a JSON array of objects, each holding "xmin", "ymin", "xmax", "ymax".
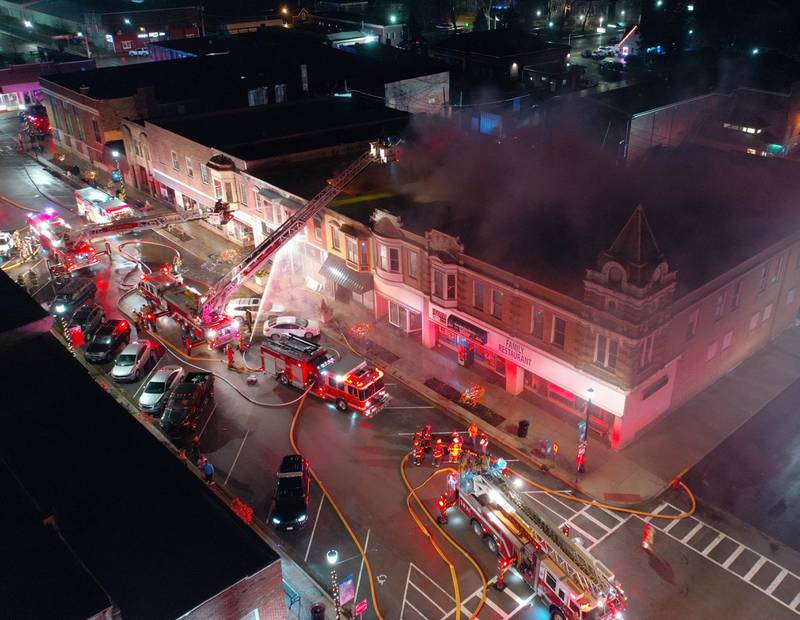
[
  {"xmin": 743, "ymin": 557, "xmax": 768, "ymax": 582},
  {"xmin": 702, "ymin": 533, "xmax": 726, "ymax": 556},
  {"xmin": 722, "ymin": 544, "xmax": 745, "ymax": 569},
  {"xmin": 681, "ymin": 521, "xmax": 704, "ymax": 543},
  {"xmin": 767, "ymin": 569, "xmax": 788, "ymax": 595}
]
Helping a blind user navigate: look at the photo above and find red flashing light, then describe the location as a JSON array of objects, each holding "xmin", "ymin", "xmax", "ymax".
[
  {"xmin": 438, "ymin": 499, "xmax": 445, "ymax": 508},
  {"xmin": 562, "ymin": 525, "xmax": 570, "ymax": 537},
  {"xmin": 120, "ymin": 321, "xmax": 127, "ymax": 328},
  {"xmin": 140, "ymin": 274, "xmax": 147, "ymax": 281}
]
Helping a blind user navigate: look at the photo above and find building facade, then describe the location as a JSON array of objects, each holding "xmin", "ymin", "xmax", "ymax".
[{"xmin": 371, "ymin": 206, "xmax": 800, "ymax": 450}]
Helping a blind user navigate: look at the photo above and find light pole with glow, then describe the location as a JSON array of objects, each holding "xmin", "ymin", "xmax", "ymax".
[
  {"xmin": 577, "ymin": 387, "xmax": 594, "ymax": 475},
  {"xmin": 327, "ymin": 549, "xmax": 341, "ymax": 619}
]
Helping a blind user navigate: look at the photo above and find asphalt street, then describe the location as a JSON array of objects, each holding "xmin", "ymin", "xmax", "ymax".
[{"xmin": 4, "ymin": 112, "xmax": 800, "ymax": 619}]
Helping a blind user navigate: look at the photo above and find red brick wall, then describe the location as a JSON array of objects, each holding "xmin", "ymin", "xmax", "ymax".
[{"xmin": 186, "ymin": 560, "xmax": 286, "ymax": 620}]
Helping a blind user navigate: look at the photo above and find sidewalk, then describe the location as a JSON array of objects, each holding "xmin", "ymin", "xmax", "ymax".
[{"xmin": 322, "ymin": 300, "xmax": 800, "ymax": 506}]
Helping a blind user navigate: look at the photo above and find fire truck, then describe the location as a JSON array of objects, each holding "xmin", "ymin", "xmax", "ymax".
[
  {"xmin": 137, "ymin": 139, "xmax": 396, "ymax": 349},
  {"xmin": 260, "ymin": 334, "xmax": 390, "ymax": 416},
  {"xmin": 30, "ymin": 205, "xmax": 233, "ymax": 275},
  {"xmin": 75, "ymin": 187, "xmax": 133, "ymax": 223},
  {"xmin": 438, "ymin": 456, "xmax": 627, "ymax": 620}
]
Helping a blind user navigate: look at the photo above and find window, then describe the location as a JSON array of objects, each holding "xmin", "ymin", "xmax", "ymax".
[
  {"xmin": 378, "ymin": 245, "xmax": 399, "ymax": 272},
  {"xmin": 347, "ymin": 237, "xmax": 359, "ymax": 264},
  {"xmin": 433, "ymin": 270, "xmax": 456, "ymax": 300},
  {"xmin": 360, "ymin": 240, "xmax": 369, "ymax": 266},
  {"xmin": 200, "ymin": 163, "xmax": 210, "ymax": 185},
  {"xmin": 531, "ymin": 308, "xmax": 544, "ymax": 339},
  {"xmin": 731, "ymin": 281, "xmax": 741, "ymax": 310},
  {"xmin": 133, "ymin": 140, "xmax": 142, "ymax": 157},
  {"xmin": 640, "ymin": 334, "xmax": 655, "ymax": 368},
  {"xmin": 329, "ymin": 225, "xmax": 340, "ymax": 251},
  {"xmin": 491, "ymin": 289, "xmax": 503, "ymax": 319},
  {"xmin": 185, "ymin": 156, "xmax": 193, "ymax": 178},
  {"xmin": 275, "ymin": 83, "xmax": 287, "ymax": 103},
  {"xmin": 706, "ymin": 341, "xmax": 718, "ymax": 362},
  {"xmin": 788, "ymin": 288, "xmax": 797, "ymax": 305},
  {"xmin": 312, "ymin": 216, "xmax": 323, "ymax": 242},
  {"xmin": 713, "ymin": 291, "xmax": 726, "ymax": 321},
  {"xmin": 762, "ymin": 304, "xmax": 773, "ymax": 322},
  {"xmin": 263, "ymin": 201, "xmax": 276, "ymax": 224},
  {"xmin": 643, "ymin": 375, "xmax": 669, "ymax": 400},
  {"xmin": 224, "ymin": 182, "xmax": 234, "ymax": 203},
  {"xmin": 408, "ymin": 252, "xmax": 418, "ymax": 278},
  {"xmin": 473, "ymin": 281, "xmax": 485, "ymax": 311},
  {"xmin": 594, "ymin": 334, "xmax": 619, "ymax": 370},
  {"xmin": 171, "ymin": 151, "xmax": 179, "ymax": 171},
  {"xmin": 73, "ymin": 108, "xmax": 85, "ymax": 142},
  {"xmin": 749, "ymin": 312, "xmax": 760, "ymax": 331},
  {"xmin": 686, "ymin": 309, "xmax": 699, "ymax": 340},
  {"xmin": 213, "ymin": 180, "xmax": 223, "ymax": 200},
  {"xmin": 544, "ymin": 572, "xmax": 557, "ymax": 591},
  {"xmin": 722, "ymin": 330, "xmax": 733, "ymax": 351},
  {"xmin": 758, "ymin": 265, "xmax": 768, "ymax": 292},
  {"xmin": 551, "ymin": 317, "xmax": 566, "ymax": 349},
  {"xmin": 773, "ymin": 255, "xmax": 785, "ymax": 283}
]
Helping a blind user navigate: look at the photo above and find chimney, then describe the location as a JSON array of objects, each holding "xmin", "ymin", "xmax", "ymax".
[{"xmin": 79, "ymin": 84, "xmax": 90, "ymax": 95}]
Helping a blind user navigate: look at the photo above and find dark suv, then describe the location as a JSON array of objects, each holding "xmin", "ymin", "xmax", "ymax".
[
  {"xmin": 68, "ymin": 303, "xmax": 105, "ymax": 336},
  {"xmin": 270, "ymin": 455, "xmax": 310, "ymax": 531},
  {"xmin": 85, "ymin": 319, "xmax": 131, "ymax": 363}
]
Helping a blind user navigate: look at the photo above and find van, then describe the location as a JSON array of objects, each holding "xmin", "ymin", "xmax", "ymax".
[{"xmin": 52, "ymin": 277, "xmax": 97, "ymax": 317}]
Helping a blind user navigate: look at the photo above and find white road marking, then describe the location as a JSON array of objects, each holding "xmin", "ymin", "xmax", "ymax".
[
  {"xmin": 303, "ymin": 494, "xmax": 326, "ymax": 563},
  {"xmin": 404, "ymin": 600, "xmax": 431, "ymax": 620},
  {"xmin": 353, "ymin": 528, "xmax": 370, "ymax": 604},
  {"xmin": 662, "ymin": 516, "xmax": 682, "ymax": 533},
  {"xmin": 408, "ymin": 582, "xmax": 447, "ymax": 615},
  {"xmin": 399, "ymin": 563, "xmax": 412, "ymax": 620},
  {"xmin": 644, "ymin": 502, "xmax": 800, "ymax": 616},
  {"xmin": 133, "ymin": 362, "xmax": 160, "ymax": 398},
  {"xmin": 223, "ymin": 429, "xmax": 250, "ymax": 486},
  {"xmin": 197, "ymin": 403, "xmax": 217, "ymax": 438}
]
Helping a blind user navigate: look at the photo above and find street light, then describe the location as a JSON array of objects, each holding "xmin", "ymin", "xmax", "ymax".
[
  {"xmin": 124, "ymin": 17, "xmax": 131, "ymax": 25},
  {"xmin": 281, "ymin": 6, "xmax": 288, "ymax": 15},
  {"xmin": 577, "ymin": 387, "xmax": 594, "ymax": 475},
  {"xmin": 389, "ymin": 14, "xmax": 397, "ymax": 23},
  {"xmin": 751, "ymin": 47, "xmax": 760, "ymax": 55},
  {"xmin": 327, "ymin": 550, "xmax": 341, "ymax": 619},
  {"xmin": 111, "ymin": 150, "xmax": 120, "ymax": 159},
  {"xmin": 23, "ymin": 20, "xmax": 33, "ymax": 28},
  {"xmin": 536, "ymin": 9, "xmax": 542, "ymax": 17}
]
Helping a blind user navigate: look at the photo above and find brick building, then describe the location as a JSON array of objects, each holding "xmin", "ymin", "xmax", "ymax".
[
  {"xmin": 0, "ymin": 270, "xmax": 286, "ymax": 619},
  {"xmin": 365, "ymin": 144, "xmax": 800, "ymax": 449}
]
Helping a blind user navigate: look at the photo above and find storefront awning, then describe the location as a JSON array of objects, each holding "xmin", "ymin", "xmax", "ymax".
[{"xmin": 319, "ymin": 255, "xmax": 374, "ymax": 295}]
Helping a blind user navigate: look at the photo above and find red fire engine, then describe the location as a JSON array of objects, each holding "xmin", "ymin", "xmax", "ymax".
[
  {"xmin": 260, "ymin": 334, "xmax": 390, "ymax": 416},
  {"xmin": 438, "ymin": 455, "xmax": 627, "ymax": 620}
]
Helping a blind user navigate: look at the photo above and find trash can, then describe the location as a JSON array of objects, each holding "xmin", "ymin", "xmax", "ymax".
[
  {"xmin": 517, "ymin": 420, "xmax": 530, "ymax": 438},
  {"xmin": 310, "ymin": 603, "xmax": 325, "ymax": 620}
]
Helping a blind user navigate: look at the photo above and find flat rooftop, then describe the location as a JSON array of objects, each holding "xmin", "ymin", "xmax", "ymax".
[
  {"xmin": 590, "ymin": 77, "xmax": 714, "ymax": 117},
  {"xmin": 0, "ymin": 272, "xmax": 280, "ymax": 620},
  {"xmin": 153, "ymin": 96, "xmax": 409, "ymax": 163}
]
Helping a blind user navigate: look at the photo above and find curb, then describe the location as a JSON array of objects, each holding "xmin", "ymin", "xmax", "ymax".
[{"xmin": 323, "ymin": 326, "xmax": 669, "ymax": 508}]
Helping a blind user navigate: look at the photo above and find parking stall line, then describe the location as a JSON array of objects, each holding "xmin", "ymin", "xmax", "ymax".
[
  {"xmin": 790, "ymin": 591, "xmax": 800, "ymax": 610},
  {"xmin": 197, "ymin": 403, "xmax": 217, "ymax": 438},
  {"xmin": 223, "ymin": 429, "xmax": 250, "ymax": 486},
  {"xmin": 133, "ymin": 363, "xmax": 160, "ymax": 398},
  {"xmin": 768, "ymin": 569, "xmax": 789, "ymax": 595},
  {"xmin": 409, "ymin": 582, "xmax": 448, "ymax": 615},
  {"xmin": 353, "ymin": 528, "xmax": 370, "ymax": 605},
  {"xmin": 400, "ymin": 563, "xmax": 413, "ymax": 620},
  {"xmin": 303, "ymin": 495, "xmax": 326, "ymax": 563},
  {"xmin": 413, "ymin": 563, "xmax": 456, "ymax": 603},
  {"xmin": 702, "ymin": 532, "xmax": 726, "ymax": 556},
  {"xmin": 404, "ymin": 600, "xmax": 432, "ymax": 620}
]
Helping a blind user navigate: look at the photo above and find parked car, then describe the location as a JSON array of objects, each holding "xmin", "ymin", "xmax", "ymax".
[
  {"xmin": 52, "ymin": 278, "xmax": 97, "ymax": 317},
  {"xmin": 139, "ymin": 365, "xmax": 185, "ymax": 415},
  {"xmin": 263, "ymin": 316, "xmax": 321, "ymax": 340},
  {"xmin": 110, "ymin": 340, "xmax": 156, "ymax": 382},
  {"xmin": 160, "ymin": 372, "xmax": 214, "ymax": 436},
  {"xmin": 85, "ymin": 319, "xmax": 131, "ymax": 363},
  {"xmin": 580, "ymin": 49, "xmax": 593, "ymax": 58},
  {"xmin": 591, "ymin": 49, "xmax": 608, "ymax": 59},
  {"xmin": 599, "ymin": 57, "xmax": 627, "ymax": 78},
  {"xmin": 270, "ymin": 454, "xmax": 311, "ymax": 531},
  {"xmin": 225, "ymin": 297, "xmax": 285, "ymax": 320},
  {"xmin": 67, "ymin": 302, "xmax": 105, "ymax": 336},
  {"xmin": 598, "ymin": 45, "xmax": 617, "ymax": 55},
  {"xmin": 128, "ymin": 47, "xmax": 149, "ymax": 57}
]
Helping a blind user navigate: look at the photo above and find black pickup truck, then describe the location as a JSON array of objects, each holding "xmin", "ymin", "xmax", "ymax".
[{"xmin": 160, "ymin": 372, "xmax": 214, "ymax": 436}]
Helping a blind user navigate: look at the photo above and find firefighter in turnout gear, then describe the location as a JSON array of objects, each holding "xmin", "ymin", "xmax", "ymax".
[
  {"xmin": 422, "ymin": 423, "xmax": 433, "ymax": 451},
  {"xmin": 413, "ymin": 438, "xmax": 425, "ymax": 466},
  {"xmin": 478, "ymin": 432, "xmax": 489, "ymax": 455},
  {"xmin": 448, "ymin": 432, "xmax": 463, "ymax": 463},
  {"xmin": 432, "ymin": 438, "xmax": 444, "ymax": 468}
]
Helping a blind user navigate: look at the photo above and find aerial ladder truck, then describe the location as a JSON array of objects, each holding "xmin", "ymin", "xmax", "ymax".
[
  {"xmin": 138, "ymin": 139, "xmax": 397, "ymax": 348},
  {"xmin": 438, "ymin": 455, "xmax": 628, "ymax": 620}
]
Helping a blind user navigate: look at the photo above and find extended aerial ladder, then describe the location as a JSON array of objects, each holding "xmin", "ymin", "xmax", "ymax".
[
  {"xmin": 438, "ymin": 456, "xmax": 627, "ymax": 619},
  {"xmin": 198, "ymin": 140, "xmax": 395, "ymax": 323}
]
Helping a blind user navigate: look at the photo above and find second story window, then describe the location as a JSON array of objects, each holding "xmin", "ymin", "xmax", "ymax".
[
  {"xmin": 378, "ymin": 244, "xmax": 399, "ymax": 272},
  {"xmin": 731, "ymin": 281, "xmax": 741, "ymax": 311},
  {"xmin": 551, "ymin": 317, "xmax": 566, "ymax": 349},
  {"xmin": 185, "ymin": 156, "xmax": 193, "ymax": 178},
  {"xmin": 713, "ymin": 291, "xmax": 726, "ymax": 321},
  {"xmin": 758, "ymin": 265, "xmax": 768, "ymax": 292},
  {"xmin": 531, "ymin": 308, "xmax": 544, "ymax": 339},
  {"xmin": 408, "ymin": 252, "xmax": 419, "ymax": 278},
  {"xmin": 473, "ymin": 280, "xmax": 485, "ymax": 311},
  {"xmin": 491, "ymin": 289, "xmax": 503, "ymax": 319},
  {"xmin": 687, "ymin": 308, "xmax": 699, "ymax": 340},
  {"xmin": 594, "ymin": 334, "xmax": 619, "ymax": 370},
  {"xmin": 313, "ymin": 216, "xmax": 323, "ymax": 242},
  {"xmin": 329, "ymin": 225, "xmax": 341, "ymax": 251},
  {"xmin": 171, "ymin": 151, "xmax": 180, "ymax": 171},
  {"xmin": 91, "ymin": 119, "xmax": 101, "ymax": 143},
  {"xmin": 200, "ymin": 163, "xmax": 210, "ymax": 185},
  {"xmin": 213, "ymin": 180, "xmax": 223, "ymax": 200},
  {"xmin": 346, "ymin": 237, "xmax": 359, "ymax": 264},
  {"xmin": 640, "ymin": 334, "xmax": 655, "ymax": 368},
  {"xmin": 433, "ymin": 270, "xmax": 456, "ymax": 300}
]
